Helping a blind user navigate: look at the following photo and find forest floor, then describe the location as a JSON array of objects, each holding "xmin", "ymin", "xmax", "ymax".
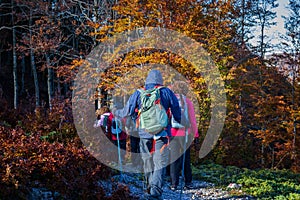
[{"xmin": 99, "ymin": 166, "xmax": 256, "ymax": 200}]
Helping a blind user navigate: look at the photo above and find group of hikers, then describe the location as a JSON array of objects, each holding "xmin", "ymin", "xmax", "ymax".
[{"xmin": 94, "ymin": 69, "xmax": 199, "ymax": 200}]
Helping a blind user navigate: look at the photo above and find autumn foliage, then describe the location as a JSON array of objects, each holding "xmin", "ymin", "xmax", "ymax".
[
  {"xmin": 89, "ymin": 0, "xmax": 300, "ymax": 172},
  {"xmin": 0, "ymin": 0, "xmax": 299, "ymax": 198},
  {"xmin": 0, "ymin": 96, "xmax": 139, "ymax": 199}
]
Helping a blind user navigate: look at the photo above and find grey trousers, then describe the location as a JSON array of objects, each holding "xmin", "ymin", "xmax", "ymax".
[{"xmin": 140, "ymin": 136, "xmax": 169, "ymax": 197}]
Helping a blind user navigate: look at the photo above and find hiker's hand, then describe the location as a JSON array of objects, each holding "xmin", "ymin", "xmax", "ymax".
[{"xmin": 194, "ymin": 137, "xmax": 200, "ymax": 151}]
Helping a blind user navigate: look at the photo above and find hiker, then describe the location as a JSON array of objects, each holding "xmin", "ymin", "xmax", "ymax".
[
  {"xmin": 168, "ymin": 81, "xmax": 199, "ymax": 191},
  {"xmin": 114, "ymin": 69, "xmax": 181, "ymax": 200},
  {"xmin": 94, "ymin": 106, "xmax": 127, "ymax": 165}
]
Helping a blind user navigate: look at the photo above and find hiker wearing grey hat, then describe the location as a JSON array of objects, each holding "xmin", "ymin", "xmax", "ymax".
[{"xmin": 115, "ymin": 69, "xmax": 181, "ymax": 200}]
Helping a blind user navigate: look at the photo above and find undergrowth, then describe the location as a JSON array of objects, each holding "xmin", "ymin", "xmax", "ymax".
[{"xmin": 192, "ymin": 163, "xmax": 300, "ymax": 200}]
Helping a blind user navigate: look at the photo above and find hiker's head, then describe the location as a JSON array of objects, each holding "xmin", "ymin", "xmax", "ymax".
[
  {"xmin": 99, "ymin": 106, "xmax": 110, "ymax": 115},
  {"xmin": 171, "ymin": 81, "xmax": 189, "ymax": 95},
  {"xmin": 145, "ymin": 69, "xmax": 163, "ymax": 86}
]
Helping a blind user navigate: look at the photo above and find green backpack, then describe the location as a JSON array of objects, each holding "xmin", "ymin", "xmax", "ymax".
[{"xmin": 137, "ymin": 87, "xmax": 168, "ymax": 135}]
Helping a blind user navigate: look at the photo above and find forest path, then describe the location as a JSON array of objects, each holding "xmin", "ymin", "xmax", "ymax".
[{"xmin": 99, "ymin": 171, "xmax": 255, "ymax": 200}]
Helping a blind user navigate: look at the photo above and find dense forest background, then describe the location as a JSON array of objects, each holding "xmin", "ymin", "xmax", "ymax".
[{"xmin": 0, "ymin": 0, "xmax": 299, "ymax": 199}]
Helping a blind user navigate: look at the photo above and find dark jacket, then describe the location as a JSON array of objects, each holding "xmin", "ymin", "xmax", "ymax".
[{"xmin": 115, "ymin": 70, "xmax": 181, "ymax": 138}]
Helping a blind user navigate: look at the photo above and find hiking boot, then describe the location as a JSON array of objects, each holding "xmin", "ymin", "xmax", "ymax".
[
  {"xmin": 143, "ymin": 186, "xmax": 150, "ymax": 194},
  {"xmin": 169, "ymin": 185, "xmax": 177, "ymax": 191},
  {"xmin": 146, "ymin": 187, "xmax": 150, "ymax": 194},
  {"xmin": 184, "ymin": 183, "xmax": 194, "ymax": 190}
]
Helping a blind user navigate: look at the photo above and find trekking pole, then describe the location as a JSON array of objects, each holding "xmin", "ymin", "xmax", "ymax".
[
  {"xmin": 180, "ymin": 129, "xmax": 189, "ymax": 200},
  {"xmin": 115, "ymin": 119, "xmax": 124, "ymax": 181}
]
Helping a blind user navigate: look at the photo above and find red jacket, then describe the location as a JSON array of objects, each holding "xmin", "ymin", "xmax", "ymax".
[{"xmin": 96, "ymin": 112, "xmax": 127, "ymax": 141}]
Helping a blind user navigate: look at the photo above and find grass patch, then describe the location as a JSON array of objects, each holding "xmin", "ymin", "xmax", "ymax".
[{"xmin": 192, "ymin": 163, "xmax": 300, "ymax": 199}]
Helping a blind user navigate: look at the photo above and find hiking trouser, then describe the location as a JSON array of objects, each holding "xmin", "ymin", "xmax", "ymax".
[
  {"xmin": 130, "ymin": 135, "xmax": 141, "ymax": 166},
  {"xmin": 140, "ymin": 136, "xmax": 169, "ymax": 197},
  {"xmin": 169, "ymin": 136, "xmax": 192, "ymax": 187}
]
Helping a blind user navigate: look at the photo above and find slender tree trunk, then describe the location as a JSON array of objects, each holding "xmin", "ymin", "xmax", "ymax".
[
  {"xmin": 261, "ymin": 143, "xmax": 265, "ymax": 167},
  {"xmin": 271, "ymin": 147, "xmax": 274, "ymax": 169},
  {"xmin": 21, "ymin": 54, "xmax": 25, "ymax": 95},
  {"xmin": 30, "ymin": 51, "xmax": 39, "ymax": 108},
  {"xmin": 260, "ymin": 21, "xmax": 265, "ymax": 60},
  {"xmin": 0, "ymin": 50, "xmax": 2, "ymax": 71},
  {"xmin": 93, "ymin": 0, "xmax": 98, "ymax": 22},
  {"xmin": 292, "ymin": 49, "xmax": 297, "ymax": 159},
  {"xmin": 73, "ymin": 35, "xmax": 76, "ymax": 50},
  {"xmin": 30, "ymin": 9, "xmax": 40, "ymax": 108},
  {"xmin": 241, "ymin": 0, "xmax": 245, "ymax": 46},
  {"xmin": 46, "ymin": 54, "xmax": 53, "ymax": 110},
  {"xmin": 113, "ymin": 0, "xmax": 117, "ymax": 20},
  {"xmin": 12, "ymin": 0, "xmax": 18, "ymax": 109},
  {"xmin": 57, "ymin": 76, "xmax": 61, "ymax": 96},
  {"xmin": 256, "ymin": 1, "xmax": 267, "ymax": 167}
]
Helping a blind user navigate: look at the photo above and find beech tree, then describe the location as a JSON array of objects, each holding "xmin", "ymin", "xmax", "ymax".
[
  {"xmin": 251, "ymin": 0, "xmax": 278, "ymax": 60},
  {"xmin": 1, "ymin": 0, "xmax": 299, "ymax": 172},
  {"xmin": 12, "ymin": 0, "xmax": 17, "ymax": 109},
  {"xmin": 86, "ymin": 0, "xmax": 236, "ymax": 138},
  {"xmin": 282, "ymin": 0, "xmax": 300, "ymax": 171},
  {"xmin": 3, "ymin": 0, "xmax": 115, "ymax": 111},
  {"xmin": 233, "ymin": 0, "xmax": 257, "ymax": 49},
  {"xmin": 0, "ymin": 0, "xmax": 19, "ymax": 108}
]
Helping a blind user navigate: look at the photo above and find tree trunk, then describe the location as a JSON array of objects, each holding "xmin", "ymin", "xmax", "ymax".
[
  {"xmin": 30, "ymin": 51, "xmax": 40, "ymax": 108},
  {"xmin": 30, "ymin": 9, "xmax": 40, "ymax": 108},
  {"xmin": 21, "ymin": 54, "xmax": 25, "ymax": 95},
  {"xmin": 292, "ymin": 50, "xmax": 297, "ymax": 159},
  {"xmin": 12, "ymin": 0, "xmax": 18, "ymax": 109},
  {"xmin": 261, "ymin": 143, "xmax": 265, "ymax": 167},
  {"xmin": 46, "ymin": 54, "xmax": 53, "ymax": 110},
  {"xmin": 0, "ymin": 49, "xmax": 2, "ymax": 71},
  {"xmin": 260, "ymin": 22, "xmax": 265, "ymax": 60},
  {"xmin": 57, "ymin": 76, "xmax": 61, "ymax": 96}
]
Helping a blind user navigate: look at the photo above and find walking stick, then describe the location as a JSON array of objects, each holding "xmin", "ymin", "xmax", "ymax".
[
  {"xmin": 180, "ymin": 128, "xmax": 189, "ymax": 199},
  {"xmin": 115, "ymin": 118, "xmax": 124, "ymax": 181}
]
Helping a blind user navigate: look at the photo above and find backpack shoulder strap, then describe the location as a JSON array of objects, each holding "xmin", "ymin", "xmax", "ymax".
[
  {"xmin": 137, "ymin": 88, "xmax": 144, "ymax": 93},
  {"xmin": 176, "ymin": 94, "xmax": 189, "ymax": 118},
  {"xmin": 181, "ymin": 95, "xmax": 189, "ymax": 120},
  {"xmin": 155, "ymin": 86, "xmax": 165, "ymax": 94},
  {"xmin": 155, "ymin": 85, "xmax": 164, "ymax": 89},
  {"xmin": 180, "ymin": 94, "xmax": 188, "ymax": 109}
]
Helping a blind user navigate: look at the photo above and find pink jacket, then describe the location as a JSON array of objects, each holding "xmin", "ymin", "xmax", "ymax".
[{"xmin": 170, "ymin": 96, "xmax": 199, "ymax": 138}]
